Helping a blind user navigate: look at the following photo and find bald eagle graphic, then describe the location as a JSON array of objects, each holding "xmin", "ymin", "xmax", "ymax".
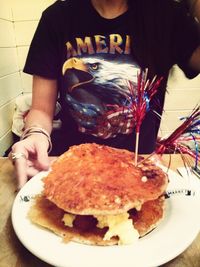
[{"xmin": 62, "ymin": 57, "xmax": 140, "ymax": 138}]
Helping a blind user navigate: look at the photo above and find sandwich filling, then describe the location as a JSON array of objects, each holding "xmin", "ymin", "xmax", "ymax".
[
  {"xmin": 28, "ymin": 194, "xmax": 165, "ymax": 246},
  {"xmin": 63, "ymin": 212, "xmax": 140, "ymax": 245}
]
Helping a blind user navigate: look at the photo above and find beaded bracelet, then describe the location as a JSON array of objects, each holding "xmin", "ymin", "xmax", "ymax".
[{"xmin": 20, "ymin": 126, "xmax": 52, "ymax": 153}]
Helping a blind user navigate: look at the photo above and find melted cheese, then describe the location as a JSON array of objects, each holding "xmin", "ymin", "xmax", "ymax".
[
  {"xmin": 62, "ymin": 213, "xmax": 76, "ymax": 227},
  {"xmin": 95, "ymin": 213, "xmax": 139, "ymax": 245},
  {"xmin": 62, "ymin": 212, "xmax": 139, "ymax": 245}
]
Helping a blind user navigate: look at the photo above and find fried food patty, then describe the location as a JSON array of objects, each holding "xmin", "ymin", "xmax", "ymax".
[
  {"xmin": 44, "ymin": 143, "xmax": 168, "ymax": 215},
  {"xmin": 28, "ymin": 194, "xmax": 165, "ymax": 246}
]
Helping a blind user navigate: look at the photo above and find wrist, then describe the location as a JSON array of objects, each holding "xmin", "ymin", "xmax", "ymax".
[{"xmin": 20, "ymin": 126, "xmax": 52, "ymax": 153}]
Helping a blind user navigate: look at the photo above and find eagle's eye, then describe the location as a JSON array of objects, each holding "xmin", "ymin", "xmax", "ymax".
[{"xmin": 90, "ymin": 63, "xmax": 98, "ymax": 70}]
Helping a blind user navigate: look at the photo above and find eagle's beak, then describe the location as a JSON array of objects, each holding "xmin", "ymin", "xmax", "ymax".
[
  {"xmin": 62, "ymin": 58, "xmax": 88, "ymax": 75},
  {"xmin": 62, "ymin": 58, "xmax": 94, "ymax": 92}
]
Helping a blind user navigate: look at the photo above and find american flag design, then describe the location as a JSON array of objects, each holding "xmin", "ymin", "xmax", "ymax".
[
  {"xmin": 66, "ymin": 94, "xmax": 136, "ymax": 139},
  {"xmin": 63, "ymin": 56, "xmax": 140, "ymax": 139}
]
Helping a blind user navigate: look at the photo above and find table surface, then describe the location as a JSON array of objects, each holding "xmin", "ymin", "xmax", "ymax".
[{"xmin": 0, "ymin": 155, "xmax": 199, "ymax": 267}]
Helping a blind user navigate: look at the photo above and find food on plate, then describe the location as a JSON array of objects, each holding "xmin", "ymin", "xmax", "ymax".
[{"xmin": 28, "ymin": 143, "xmax": 168, "ymax": 245}]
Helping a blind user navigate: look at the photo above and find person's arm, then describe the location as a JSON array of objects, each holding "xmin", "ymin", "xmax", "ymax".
[
  {"xmin": 173, "ymin": 1, "xmax": 200, "ymax": 78},
  {"xmin": 187, "ymin": 0, "xmax": 200, "ymax": 73},
  {"xmin": 11, "ymin": 75, "xmax": 58, "ymax": 189},
  {"xmin": 189, "ymin": 45, "xmax": 200, "ymax": 72},
  {"xmin": 187, "ymin": 0, "xmax": 200, "ymax": 21},
  {"xmin": 25, "ymin": 75, "xmax": 58, "ymax": 133}
]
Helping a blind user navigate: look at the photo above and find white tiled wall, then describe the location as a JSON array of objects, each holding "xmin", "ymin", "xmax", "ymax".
[
  {"xmin": 0, "ymin": 0, "xmax": 21, "ymax": 156},
  {"xmin": 0, "ymin": 0, "xmax": 55, "ymax": 155},
  {"xmin": 0, "ymin": 0, "xmax": 199, "ymax": 155},
  {"xmin": 13, "ymin": 0, "xmax": 55, "ymax": 93},
  {"xmin": 0, "ymin": 0, "xmax": 12, "ymax": 20},
  {"xmin": 159, "ymin": 65, "xmax": 200, "ymax": 138}
]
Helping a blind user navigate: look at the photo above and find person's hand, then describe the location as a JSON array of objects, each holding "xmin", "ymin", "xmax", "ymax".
[{"xmin": 9, "ymin": 134, "xmax": 50, "ymax": 190}]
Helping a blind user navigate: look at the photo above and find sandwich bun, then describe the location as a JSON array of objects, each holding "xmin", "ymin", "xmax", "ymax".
[{"xmin": 28, "ymin": 143, "xmax": 168, "ymax": 245}]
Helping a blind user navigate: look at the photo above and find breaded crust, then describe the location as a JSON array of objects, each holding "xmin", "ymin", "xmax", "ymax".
[
  {"xmin": 44, "ymin": 143, "xmax": 168, "ymax": 215},
  {"xmin": 28, "ymin": 195, "xmax": 165, "ymax": 246}
]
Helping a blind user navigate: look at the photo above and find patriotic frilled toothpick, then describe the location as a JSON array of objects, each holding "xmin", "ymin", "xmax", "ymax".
[
  {"xmin": 156, "ymin": 105, "xmax": 200, "ymax": 169},
  {"xmin": 128, "ymin": 69, "xmax": 163, "ymax": 165}
]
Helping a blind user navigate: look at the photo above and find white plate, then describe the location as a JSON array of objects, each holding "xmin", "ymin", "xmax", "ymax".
[{"xmin": 11, "ymin": 168, "xmax": 200, "ymax": 267}]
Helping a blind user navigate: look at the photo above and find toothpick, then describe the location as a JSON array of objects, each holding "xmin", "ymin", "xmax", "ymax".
[{"xmin": 134, "ymin": 131, "xmax": 139, "ymax": 165}]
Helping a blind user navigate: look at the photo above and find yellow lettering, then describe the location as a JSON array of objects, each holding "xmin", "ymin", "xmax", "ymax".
[
  {"xmin": 66, "ymin": 41, "xmax": 78, "ymax": 58},
  {"xmin": 110, "ymin": 34, "xmax": 123, "ymax": 54},
  {"xmin": 66, "ymin": 34, "xmax": 131, "ymax": 57},
  {"xmin": 76, "ymin": 37, "xmax": 95, "ymax": 55},
  {"xmin": 95, "ymin": 35, "xmax": 109, "ymax": 53},
  {"xmin": 124, "ymin": 35, "xmax": 131, "ymax": 54}
]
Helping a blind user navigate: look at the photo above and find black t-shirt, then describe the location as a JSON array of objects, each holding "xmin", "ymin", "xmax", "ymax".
[{"xmin": 24, "ymin": 0, "xmax": 199, "ymax": 154}]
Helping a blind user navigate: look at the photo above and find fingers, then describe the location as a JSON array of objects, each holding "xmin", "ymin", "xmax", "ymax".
[
  {"xmin": 26, "ymin": 164, "xmax": 43, "ymax": 178},
  {"xmin": 35, "ymin": 141, "xmax": 50, "ymax": 171},
  {"xmin": 10, "ymin": 147, "xmax": 28, "ymax": 190},
  {"xmin": 10, "ymin": 136, "xmax": 51, "ymax": 190}
]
